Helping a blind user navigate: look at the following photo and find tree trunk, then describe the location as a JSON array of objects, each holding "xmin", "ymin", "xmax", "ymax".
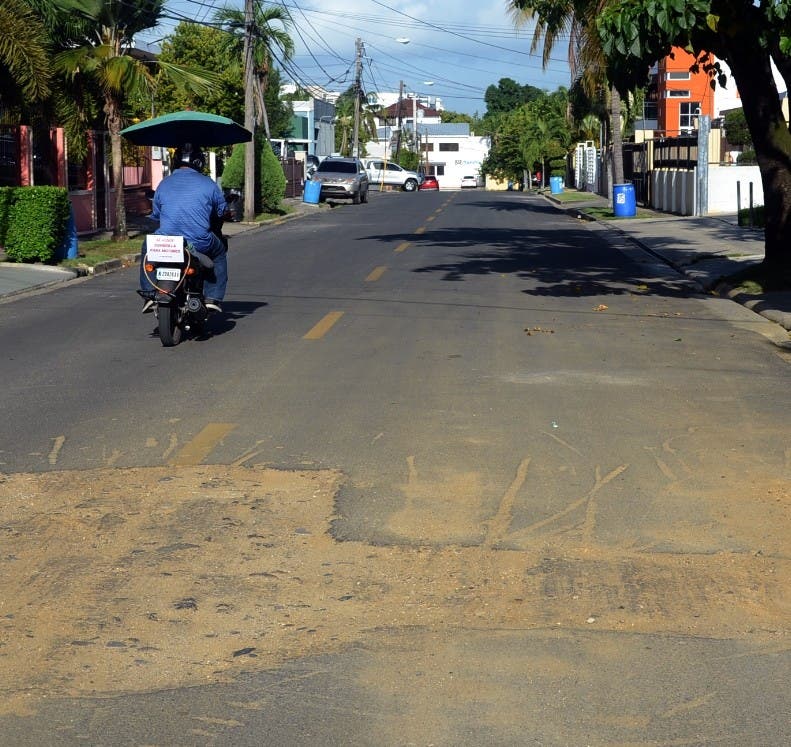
[
  {"xmin": 610, "ymin": 84, "xmax": 624, "ymax": 187},
  {"xmin": 106, "ymin": 98, "xmax": 127, "ymax": 241},
  {"xmin": 255, "ymin": 72, "xmax": 271, "ymax": 141},
  {"xmin": 726, "ymin": 40, "xmax": 791, "ymax": 269},
  {"xmin": 243, "ymin": 0, "xmax": 256, "ymax": 222}
]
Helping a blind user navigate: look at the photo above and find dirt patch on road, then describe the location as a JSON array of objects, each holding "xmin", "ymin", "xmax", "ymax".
[{"xmin": 0, "ymin": 465, "xmax": 788, "ymax": 715}]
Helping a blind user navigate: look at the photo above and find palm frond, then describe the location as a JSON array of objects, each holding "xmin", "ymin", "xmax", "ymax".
[
  {"xmin": 0, "ymin": 0, "xmax": 52, "ymax": 100},
  {"xmin": 155, "ymin": 60, "xmax": 223, "ymax": 97},
  {"xmin": 54, "ymin": 46, "xmax": 102, "ymax": 78}
]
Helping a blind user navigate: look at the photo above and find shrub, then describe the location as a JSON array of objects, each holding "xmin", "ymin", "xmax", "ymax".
[
  {"xmin": 4, "ymin": 187, "xmax": 70, "ymax": 263},
  {"xmin": 737, "ymin": 149, "xmax": 757, "ymax": 164},
  {"xmin": 395, "ymin": 151, "xmax": 420, "ymax": 171},
  {"xmin": 218, "ymin": 140, "xmax": 286, "ymax": 213},
  {"xmin": 219, "ymin": 143, "xmax": 244, "ymax": 191},
  {"xmin": 258, "ymin": 139, "xmax": 286, "ymax": 213},
  {"xmin": 0, "ymin": 186, "xmax": 14, "ymax": 247},
  {"xmin": 738, "ymin": 204, "xmax": 764, "ymax": 228}
]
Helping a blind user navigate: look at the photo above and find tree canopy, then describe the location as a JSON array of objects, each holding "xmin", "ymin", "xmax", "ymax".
[
  {"xmin": 594, "ymin": 0, "xmax": 791, "ymax": 266},
  {"xmin": 483, "ymin": 87, "xmax": 571, "ymax": 183},
  {"xmin": 484, "ymin": 77, "xmax": 546, "ymax": 116}
]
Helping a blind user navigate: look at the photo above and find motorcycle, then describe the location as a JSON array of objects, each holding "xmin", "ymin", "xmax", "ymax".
[
  {"xmin": 120, "ymin": 110, "xmax": 252, "ymax": 347},
  {"xmin": 139, "ymin": 231, "xmax": 225, "ymax": 347}
]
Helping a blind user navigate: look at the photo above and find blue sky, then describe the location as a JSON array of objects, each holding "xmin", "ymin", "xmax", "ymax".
[{"xmin": 135, "ymin": 1, "xmax": 573, "ymax": 116}]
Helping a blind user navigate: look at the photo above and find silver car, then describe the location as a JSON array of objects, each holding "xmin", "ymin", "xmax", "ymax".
[
  {"xmin": 364, "ymin": 159, "xmax": 420, "ymax": 192},
  {"xmin": 312, "ymin": 157, "xmax": 370, "ymax": 204}
]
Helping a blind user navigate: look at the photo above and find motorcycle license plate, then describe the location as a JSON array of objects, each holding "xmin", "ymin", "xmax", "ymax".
[{"xmin": 156, "ymin": 267, "xmax": 181, "ymax": 281}]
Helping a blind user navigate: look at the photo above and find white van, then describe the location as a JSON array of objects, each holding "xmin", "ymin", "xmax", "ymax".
[{"xmin": 364, "ymin": 160, "xmax": 420, "ymax": 192}]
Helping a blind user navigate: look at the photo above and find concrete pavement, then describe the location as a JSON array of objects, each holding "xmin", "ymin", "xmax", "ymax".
[
  {"xmin": 1, "ymin": 191, "xmax": 790, "ymax": 336},
  {"xmin": 547, "ymin": 190, "xmax": 791, "ymax": 333}
]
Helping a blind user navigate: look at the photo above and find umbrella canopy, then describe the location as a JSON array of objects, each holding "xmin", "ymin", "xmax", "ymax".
[{"xmin": 121, "ymin": 111, "xmax": 252, "ymax": 147}]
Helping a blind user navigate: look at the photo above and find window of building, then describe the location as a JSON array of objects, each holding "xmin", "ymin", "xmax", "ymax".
[
  {"xmin": 438, "ymin": 142, "xmax": 459, "ymax": 152},
  {"xmin": 679, "ymin": 102, "xmax": 701, "ymax": 131},
  {"xmin": 667, "ymin": 89, "xmax": 690, "ymax": 98},
  {"xmin": 425, "ymin": 143, "xmax": 434, "ymax": 151},
  {"xmin": 667, "ymin": 71, "xmax": 691, "ymax": 80}
]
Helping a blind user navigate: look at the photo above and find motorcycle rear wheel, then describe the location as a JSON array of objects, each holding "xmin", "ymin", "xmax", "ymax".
[{"xmin": 157, "ymin": 303, "xmax": 183, "ymax": 347}]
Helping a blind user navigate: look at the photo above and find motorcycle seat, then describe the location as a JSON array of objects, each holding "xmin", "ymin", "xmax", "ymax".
[{"xmin": 188, "ymin": 248, "xmax": 215, "ymax": 270}]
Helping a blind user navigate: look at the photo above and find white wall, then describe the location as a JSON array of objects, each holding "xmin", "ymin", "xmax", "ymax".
[
  {"xmin": 649, "ymin": 164, "xmax": 763, "ymax": 215},
  {"xmin": 707, "ymin": 164, "xmax": 763, "ymax": 214}
]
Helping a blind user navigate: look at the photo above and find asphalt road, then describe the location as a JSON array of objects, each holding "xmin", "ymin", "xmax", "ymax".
[{"xmin": 0, "ymin": 190, "xmax": 789, "ymax": 745}]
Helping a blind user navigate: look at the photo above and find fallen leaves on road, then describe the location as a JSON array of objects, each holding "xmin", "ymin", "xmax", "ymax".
[
  {"xmin": 593, "ymin": 304, "xmax": 609, "ymax": 312},
  {"xmin": 524, "ymin": 326, "xmax": 555, "ymax": 335}
]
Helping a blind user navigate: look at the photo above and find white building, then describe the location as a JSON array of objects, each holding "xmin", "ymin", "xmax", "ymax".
[{"xmin": 365, "ymin": 122, "xmax": 490, "ymax": 190}]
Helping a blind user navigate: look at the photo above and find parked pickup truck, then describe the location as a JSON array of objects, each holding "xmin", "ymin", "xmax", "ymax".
[{"xmin": 364, "ymin": 160, "xmax": 420, "ymax": 192}]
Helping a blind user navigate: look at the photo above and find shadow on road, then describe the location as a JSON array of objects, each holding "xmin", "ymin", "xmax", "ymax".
[{"xmin": 362, "ymin": 223, "xmax": 697, "ymax": 299}]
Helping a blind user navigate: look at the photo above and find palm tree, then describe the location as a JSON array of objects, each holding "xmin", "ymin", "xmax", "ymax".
[
  {"xmin": 54, "ymin": 1, "xmax": 219, "ymax": 240},
  {"xmin": 214, "ymin": 3, "xmax": 294, "ymax": 140},
  {"xmin": 0, "ymin": 0, "xmax": 52, "ymax": 112},
  {"xmin": 509, "ymin": 1, "xmax": 624, "ymax": 188},
  {"xmin": 333, "ymin": 86, "xmax": 377, "ymax": 157}
]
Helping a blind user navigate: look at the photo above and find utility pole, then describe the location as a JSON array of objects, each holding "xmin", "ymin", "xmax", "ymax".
[
  {"xmin": 696, "ymin": 114, "xmax": 710, "ymax": 216},
  {"xmin": 412, "ymin": 93, "xmax": 418, "ymax": 152},
  {"xmin": 395, "ymin": 80, "xmax": 404, "ymax": 161},
  {"xmin": 351, "ymin": 38, "xmax": 363, "ymax": 159},
  {"xmin": 243, "ymin": 0, "xmax": 256, "ymax": 222}
]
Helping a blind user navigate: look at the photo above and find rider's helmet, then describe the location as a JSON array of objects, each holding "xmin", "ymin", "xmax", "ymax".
[{"xmin": 174, "ymin": 142, "xmax": 206, "ymax": 171}]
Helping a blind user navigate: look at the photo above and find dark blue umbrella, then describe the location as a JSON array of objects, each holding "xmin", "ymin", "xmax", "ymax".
[{"xmin": 121, "ymin": 111, "xmax": 252, "ymax": 147}]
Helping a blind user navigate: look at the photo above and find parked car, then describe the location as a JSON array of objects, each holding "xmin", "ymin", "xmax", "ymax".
[
  {"xmin": 364, "ymin": 160, "xmax": 420, "ymax": 192},
  {"xmin": 418, "ymin": 174, "xmax": 439, "ymax": 191},
  {"xmin": 460, "ymin": 175, "xmax": 478, "ymax": 189},
  {"xmin": 312, "ymin": 157, "xmax": 369, "ymax": 204}
]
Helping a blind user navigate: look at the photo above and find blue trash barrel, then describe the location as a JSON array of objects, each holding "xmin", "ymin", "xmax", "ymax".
[
  {"xmin": 56, "ymin": 204, "xmax": 79, "ymax": 260},
  {"xmin": 303, "ymin": 179, "xmax": 321, "ymax": 204},
  {"xmin": 613, "ymin": 183, "xmax": 636, "ymax": 217},
  {"xmin": 549, "ymin": 176, "xmax": 564, "ymax": 194}
]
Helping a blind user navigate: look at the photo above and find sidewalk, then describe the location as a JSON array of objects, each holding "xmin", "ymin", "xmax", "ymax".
[
  {"xmin": 1, "ymin": 192, "xmax": 790, "ymax": 336},
  {"xmin": 545, "ymin": 190, "xmax": 791, "ymax": 334}
]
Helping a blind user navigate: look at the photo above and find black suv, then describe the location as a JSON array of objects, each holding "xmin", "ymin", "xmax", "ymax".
[{"xmin": 311, "ymin": 157, "xmax": 370, "ymax": 204}]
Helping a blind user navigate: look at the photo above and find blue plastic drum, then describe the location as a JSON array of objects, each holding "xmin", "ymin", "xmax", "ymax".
[
  {"xmin": 613, "ymin": 183, "xmax": 636, "ymax": 217},
  {"xmin": 303, "ymin": 179, "xmax": 321, "ymax": 204}
]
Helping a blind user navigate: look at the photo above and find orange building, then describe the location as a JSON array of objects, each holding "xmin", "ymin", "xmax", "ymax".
[{"xmin": 656, "ymin": 47, "xmax": 715, "ymax": 135}]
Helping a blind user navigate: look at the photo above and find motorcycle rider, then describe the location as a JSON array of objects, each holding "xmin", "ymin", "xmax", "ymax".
[{"xmin": 139, "ymin": 143, "xmax": 229, "ymax": 313}]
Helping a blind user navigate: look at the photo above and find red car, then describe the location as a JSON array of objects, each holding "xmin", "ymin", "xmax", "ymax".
[{"xmin": 419, "ymin": 174, "xmax": 439, "ymax": 191}]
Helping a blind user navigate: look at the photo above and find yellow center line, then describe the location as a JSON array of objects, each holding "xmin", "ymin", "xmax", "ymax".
[
  {"xmin": 415, "ymin": 226, "xmax": 426, "ymax": 234},
  {"xmin": 426, "ymin": 215, "xmax": 435, "ymax": 222},
  {"xmin": 304, "ymin": 311, "xmax": 344, "ymax": 340},
  {"xmin": 365, "ymin": 265, "xmax": 387, "ymax": 282},
  {"xmin": 434, "ymin": 208, "xmax": 443, "ymax": 214},
  {"xmin": 170, "ymin": 423, "xmax": 236, "ymax": 466},
  {"xmin": 394, "ymin": 241, "xmax": 411, "ymax": 253}
]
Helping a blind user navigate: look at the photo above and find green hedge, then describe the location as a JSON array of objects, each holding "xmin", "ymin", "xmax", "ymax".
[
  {"xmin": 3, "ymin": 187, "xmax": 70, "ymax": 263},
  {"xmin": 0, "ymin": 187, "xmax": 14, "ymax": 248}
]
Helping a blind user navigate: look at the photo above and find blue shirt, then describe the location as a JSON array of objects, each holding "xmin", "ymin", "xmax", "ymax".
[{"xmin": 151, "ymin": 167, "xmax": 226, "ymax": 252}]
